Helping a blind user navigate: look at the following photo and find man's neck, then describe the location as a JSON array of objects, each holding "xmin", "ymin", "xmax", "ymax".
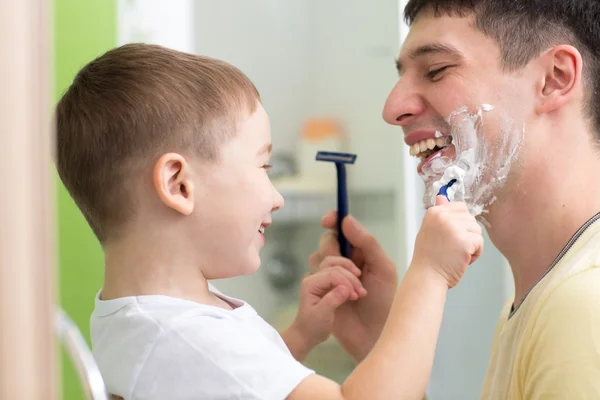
[{"xmin": 485, "ymin": 144, "xmax": 600, "ymax": 309}]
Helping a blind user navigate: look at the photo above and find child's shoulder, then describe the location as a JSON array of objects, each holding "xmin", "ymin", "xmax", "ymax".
[
  {"xmin": 90, "ymin": 290, "xmax": 314, "ymax": 399},
  {"xmin": 90, "ymin": 293, "xmax": 256, "ymax": 377},
  {"xmin": 92, "ymin": 292, "xmax": 250, "ymax": 330}
]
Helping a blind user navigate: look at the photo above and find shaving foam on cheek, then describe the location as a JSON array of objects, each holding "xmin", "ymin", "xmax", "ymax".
[{"xmin": 421, "ymin": 103, "xmax": 524, "ymax": 218}]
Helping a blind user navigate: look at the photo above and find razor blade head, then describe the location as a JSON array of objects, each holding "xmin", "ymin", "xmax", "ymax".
[
  {"xmin": 315, "ymin": 151, "xmax": 357, "ymax": 164},
  {"xmin": 438, "ymin": 179, "xmax": 458, "ymax": 201}
]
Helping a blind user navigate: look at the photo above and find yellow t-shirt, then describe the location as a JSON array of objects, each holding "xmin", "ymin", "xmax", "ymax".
[{"xmin": 481, "ymin": 213, "xmax": 600, "ymax": 400}]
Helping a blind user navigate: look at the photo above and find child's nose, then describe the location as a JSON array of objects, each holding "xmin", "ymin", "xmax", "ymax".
[{"xmin": 272, "ymin": 187, "xmax": 284, "ymax": 211}]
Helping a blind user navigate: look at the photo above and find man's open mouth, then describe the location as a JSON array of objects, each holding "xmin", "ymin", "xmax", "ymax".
[{"xmin": 409, "ymin": 135, "xmax": 453, "ymax": 161}]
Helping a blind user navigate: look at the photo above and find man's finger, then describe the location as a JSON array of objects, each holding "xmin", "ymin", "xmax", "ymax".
[
  {"xmin": 308, "ymin": 251, "xmax": 322, "ymax": 273},
  {"xmin": 321, "ymin": 210, "xmax": 337, "ymax": 229},
  {"xmin": 340, "ymin": 215, "xmax": 382, "ymax": 255},
  {"xmin": 318, "ymin": 231, "xmax": 341, "ymax": 258}
]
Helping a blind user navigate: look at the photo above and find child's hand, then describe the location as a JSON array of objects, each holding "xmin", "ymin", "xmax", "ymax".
[
  {"xmin": 307, "ymin": 213, "xmax": 398, "ymax": 362},
  {"xmin": 412, "ymin": 195, "xmax": 484, "ymax": 288},
  {"xmin": 283, "ymin": 256, "xmax": 367, "ymax": 361}
]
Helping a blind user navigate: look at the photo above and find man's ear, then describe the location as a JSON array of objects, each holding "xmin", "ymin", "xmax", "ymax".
[
  {"xmin": 153, "ymin": 153, "xmax": 194, "ymax": 215},
  {"xmin": 536, "ymin": 44, "xmax": 583, "ymax": 115}
]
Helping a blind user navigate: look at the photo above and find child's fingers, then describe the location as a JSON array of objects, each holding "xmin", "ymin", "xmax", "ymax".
[
  {"xmin": 318, "ymin": 256, "xmax": 362, "ymax": 277},
  {"xmin": 318, "ymin": 231, "xmax": 341, "ymax": 258},
  {"xmin": 435, "ymin": 195, "xmax": 449, "ymax": 206},
  {"xmin": 434, "ymin": 200, "xmax": 471, "ymax": 213},
  {"xmin": 320, "ymin": 285, "xmax": 351, "ymax": 310},
  {"xmin": 466, "ymin": 232, "xmax": 485, "ymax": 264},
  {"xmin": 450, "ymin": 215, "xmax": 482, "ymax": 235},
  {"xmin": 325, "ymin": 267, "xmax": 367, "ymax": 299},
  {"xmin": 305, "ymin": 266, "xmax": 366, "ymax": 300},
  {"xmin": 466, "ymin": 221, "xmax": 483, "ymax": 235}
]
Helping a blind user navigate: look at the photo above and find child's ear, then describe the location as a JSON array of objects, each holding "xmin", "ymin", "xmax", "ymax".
[
  {"xmin": 153, "ymin": 153, "xmax": 194, "ymax": 215},
  {"xmin": 535, "ymin": 44, "xmax": 582, "ymax": 115}
]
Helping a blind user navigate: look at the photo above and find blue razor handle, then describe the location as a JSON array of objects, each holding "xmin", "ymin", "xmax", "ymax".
[
  {"xmin": 336, "ymin": 163, "xmax": 351, "ymax": 258},
  {"xmin": 438, "ymin": 179, "xmax": 457, "ymax": 201},
  {"xmin": 315, "ymin": 151, "xmax": 357, "ymax": 259}
]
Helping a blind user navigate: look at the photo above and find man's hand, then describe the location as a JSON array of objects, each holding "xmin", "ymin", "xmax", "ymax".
[
  {"xmin": 282, "ymin": 259, "xmax": 367, "ymax": 362},
  {"xmin": 308, "ymin": 212, "xmax": 398, "ymax": 362}
]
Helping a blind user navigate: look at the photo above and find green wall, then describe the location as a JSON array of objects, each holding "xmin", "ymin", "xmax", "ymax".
[{"xmin": 54, "ymin": 0, "xmax": 116, "ymax": 398}]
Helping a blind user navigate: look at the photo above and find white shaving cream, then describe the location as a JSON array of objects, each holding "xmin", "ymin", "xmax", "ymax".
[{"xmin": 420, "ymin": 104, "xmax": 524, "ymax": 220}]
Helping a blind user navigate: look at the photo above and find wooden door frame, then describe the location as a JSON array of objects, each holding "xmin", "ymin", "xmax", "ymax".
[{"xmin": 0, "ymin": 0, "xmax": 57, "ymax": 398}]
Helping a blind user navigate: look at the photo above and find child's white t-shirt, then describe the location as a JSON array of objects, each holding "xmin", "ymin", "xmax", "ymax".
[{"xmin": 90, "ymin": 284, "xmax": 314, "ymax": 399}]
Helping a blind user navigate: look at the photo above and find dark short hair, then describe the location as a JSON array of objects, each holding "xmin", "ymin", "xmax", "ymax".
[{"xmin": 404, "ymin": 0, "xmax": 600, "ymax": 141}]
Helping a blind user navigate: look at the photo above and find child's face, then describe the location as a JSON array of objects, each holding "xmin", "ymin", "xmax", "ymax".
[{"xmin": 193, "ymin": 103, "xmax": 284, "ymax": 278}]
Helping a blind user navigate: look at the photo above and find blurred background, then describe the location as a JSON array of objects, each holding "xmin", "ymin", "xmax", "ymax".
[{"xmin": 46, "ymin": 0, "xmax": 513, "ymax": 398}]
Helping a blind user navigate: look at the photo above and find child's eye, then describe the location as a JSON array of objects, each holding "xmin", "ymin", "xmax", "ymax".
[{"xmin": 263, "ymin": 164, "xmax": 272, "ymax": 170}]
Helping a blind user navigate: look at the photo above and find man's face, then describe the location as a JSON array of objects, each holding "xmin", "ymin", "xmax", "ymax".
[{"xmin": 383, "ymin": 11, "xmax": 530, "ymax": 217}]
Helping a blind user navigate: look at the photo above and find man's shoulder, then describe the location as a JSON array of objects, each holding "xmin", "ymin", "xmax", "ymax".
[
  {"xmin": 518, "ymin": 269, "xmax": 600, "ymax": 398},
  {"xmin": 532, "ymin": 223, "xmax": 600, "ymax": 321},
  {"xmin": 533, "ymin": 267, "xmax": 600, "ymax": 330},
  {"xmin": 548, "ymin": 266, "xmax": 600, "ymax": 304}
]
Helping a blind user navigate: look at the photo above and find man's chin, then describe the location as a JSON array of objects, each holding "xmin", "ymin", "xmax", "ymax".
[{"xmin": 421, "ymin": 186, "xmax": 437, "ymax": 209}]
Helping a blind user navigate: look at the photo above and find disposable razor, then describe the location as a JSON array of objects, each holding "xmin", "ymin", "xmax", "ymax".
[{"xmin": 315, "ymin": 151, "xmax": 357, "ymax": 258}]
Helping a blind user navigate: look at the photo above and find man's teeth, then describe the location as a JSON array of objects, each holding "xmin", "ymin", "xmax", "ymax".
[
  {"xmin": 409, "ymin": 136, "xmax": 452, "ymax": 158},
  {"xmin": 258, "ymin": 226, "xmax": 265, "ymax": 235}
]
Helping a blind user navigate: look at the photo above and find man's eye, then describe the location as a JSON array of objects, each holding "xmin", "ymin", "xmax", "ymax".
[{"xmin": 426, "ymin": 66, "xmax": 450, "ymax": 80}]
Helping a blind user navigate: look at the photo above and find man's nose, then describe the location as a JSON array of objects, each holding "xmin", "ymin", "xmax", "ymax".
[{"xmin": 382, "ymin": 79, "xmax": 426, "ymax": 128}]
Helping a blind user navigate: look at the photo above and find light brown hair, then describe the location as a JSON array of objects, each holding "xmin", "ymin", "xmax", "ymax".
[{"xmin": 55, "ymin": 43, "xmax": 260, "ymax": 243}]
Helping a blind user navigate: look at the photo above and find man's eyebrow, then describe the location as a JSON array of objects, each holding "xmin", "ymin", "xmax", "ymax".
[
  {"xmin": 396, "ymin": 43, "xmax": 463, "ymax": 75},
  {"xmin": 258, "ymin": 143, "xmax": 272, "ymax": 155}
]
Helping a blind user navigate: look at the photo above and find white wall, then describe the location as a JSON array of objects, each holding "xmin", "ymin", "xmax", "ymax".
[
  {"xmin": 117, "ymin": 0, "xmax": 195, "ymax": 52},
  {"xmin": 309, "ymin": 0, "xmax": 404, "ymax": 195},
  {"xmin": 194, "ymin": 0, "xmax": 315, "ymax": 154},
  {"xmin": 194, "ymin": 0, "xmax": 404, "ymax": 192}
]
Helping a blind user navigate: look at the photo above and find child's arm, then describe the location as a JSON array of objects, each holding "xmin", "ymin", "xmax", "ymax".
[
  {"xmin": 289, "ymin": 266, "xmax": 446, "ymax": 400},
  {"xmin": 287, "ymin": 196, "xmax": 483, "ymax": 399}
]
